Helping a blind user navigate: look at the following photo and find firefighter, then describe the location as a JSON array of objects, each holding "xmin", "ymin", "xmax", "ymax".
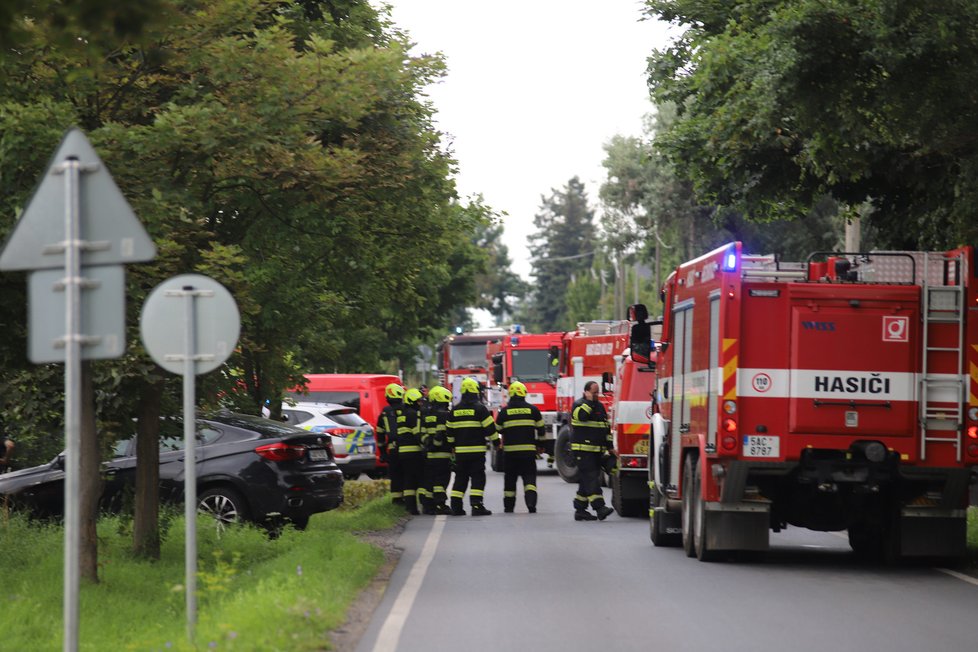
[
  {"xmin": 396, "ymin": 388, "xmax": 426, "ymax": 515},
  {"xmin": 446, "ymin": 377, "xmax": 498, "ymax": 515},
  {"xmin": 421, "ymin": 385, "xmax": 454, "ymax": 515},
  {"xmin": 376, "ymin": 382, "xmax": 405, "ymax": 505},
  {"xmin": 571, "ymin": 380, "xmax": 616, "ymax": 521},
  {"xmin": 495, "ymin": 381, "xmax": 546, "ymax": 513}
]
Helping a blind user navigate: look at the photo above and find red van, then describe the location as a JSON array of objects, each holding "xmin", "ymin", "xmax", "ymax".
[{"xmin": 287, "ymin": 374, "xmax": 401, "ymax": 472}]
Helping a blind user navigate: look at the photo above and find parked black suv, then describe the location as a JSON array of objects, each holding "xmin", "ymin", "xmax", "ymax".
[{"xmin": 0, "ymin": 412, "xmax": 344, "ymax": 529}]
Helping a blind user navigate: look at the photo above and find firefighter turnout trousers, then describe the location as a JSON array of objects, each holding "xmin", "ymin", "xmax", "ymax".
[
  {"xmin": 503, "ymin": 454, "xmax": 537, "ymax": 513},
  {"xmin": 573, "ymin": 451, "xmax": 608, "ymax": 513},
  {"xmin": 451, "ymin": 454, "xmax": 487, "ymax": 513},
  {"xmin": 399, "ymin": 451, "xmax": 425, "ymax": 514}
]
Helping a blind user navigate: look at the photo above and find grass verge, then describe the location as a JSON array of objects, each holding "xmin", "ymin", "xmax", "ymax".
[{"xmin": 0, "ymin": 480, "xmax": 400, "ymax": 651}]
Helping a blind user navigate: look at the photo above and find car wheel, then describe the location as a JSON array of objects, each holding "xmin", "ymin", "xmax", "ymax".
[{"xmin": 198, "ymin": 487, "xmax": 249, "ymax": 531}]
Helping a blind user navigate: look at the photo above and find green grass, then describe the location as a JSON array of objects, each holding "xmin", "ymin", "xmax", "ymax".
[{"xmin": 0, "ymin": 480, "xmax": 400, "ymax": 651}]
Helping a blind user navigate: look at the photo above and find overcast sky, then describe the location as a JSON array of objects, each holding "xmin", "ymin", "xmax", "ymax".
[{"xmin": 377, "ymin": 1, "xmax": 675, "ymax": 279}]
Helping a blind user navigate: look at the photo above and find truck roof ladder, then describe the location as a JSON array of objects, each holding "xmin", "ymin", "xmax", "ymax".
[{"xmin": 919, "ymin": 251, "xmax": 967, "ymax": 462}]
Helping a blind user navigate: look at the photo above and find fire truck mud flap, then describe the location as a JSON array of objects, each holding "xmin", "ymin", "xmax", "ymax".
[
  {"xmin": 897, "ymin": 507, "xmax": 967, "ymax": 558},
  {"xmin": 703, "ymin": 502, "xmax": 770, "ymax": 552}
]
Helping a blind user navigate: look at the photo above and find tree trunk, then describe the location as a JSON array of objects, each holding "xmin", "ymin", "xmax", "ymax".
[
  {"xmin": 132, "ymin": 378, "xmax": 164, "ymax": 559},
  {"xmin": 79, "ymin": 361, "xmax": 101, "ymax": 584}
]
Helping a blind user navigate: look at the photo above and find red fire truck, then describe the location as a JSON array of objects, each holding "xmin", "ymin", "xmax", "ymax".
[
  {"xmin": 642, "ymin": 242, "xmax": 978, "ymax": 560},
  {"xmin": 435, "ymin": 328, "xmax": 507, "ymax": 399},
  {"xmin": 485, "ymin": 331, "xmax": 565, "ymax": 470}
]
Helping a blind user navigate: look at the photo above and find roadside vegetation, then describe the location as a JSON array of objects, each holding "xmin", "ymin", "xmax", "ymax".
[{"xmin": 0, "ymin": 480, "xmax": 398, "ymax": 651}]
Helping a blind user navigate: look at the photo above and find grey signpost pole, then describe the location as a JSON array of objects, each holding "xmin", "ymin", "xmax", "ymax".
[
  {"xmin": 0, "ymin": 128, "xmax": 157, "ymax": 652},
  {"xmin": 141, "ymin": 274, "xmax": 239, "ymax": 645}
]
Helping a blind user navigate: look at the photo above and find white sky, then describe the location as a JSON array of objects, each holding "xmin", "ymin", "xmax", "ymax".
[{"xmin": 377, "ymin": 1, "xmax": 675, "ymax": 280}]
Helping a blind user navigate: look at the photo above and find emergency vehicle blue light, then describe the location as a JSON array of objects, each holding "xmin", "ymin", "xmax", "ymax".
[
  {"xmin": 722, "ymin": 252, "xmax": 738, "ymax": 272},
  {"xmin": 510, "ymin": 336, "xmax": 519, "ymax": 346}
]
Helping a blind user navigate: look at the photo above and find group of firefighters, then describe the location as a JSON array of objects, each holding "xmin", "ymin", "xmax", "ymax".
[{"xmin": 375, "ymin": 378, "xmax": 617, "ymax": 521}]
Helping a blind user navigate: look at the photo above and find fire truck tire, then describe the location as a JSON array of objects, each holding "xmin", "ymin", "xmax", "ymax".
[
  {"xmin": 681, "ymin": 455, "xmax": 696, "ymax": 557},
  {"xmin": 692, "ymin": 460, "xmax": 718, "ymax": 561},
  {"xmin": 554, "ymin": 426, "xmax": 579, "ymax": 483},
  {"xmin": 490, "ymin": 447, "xmax": 504, "ymax": 472},
  {"xmin": 650, "ymin": 484, "xmax": 681, "ymax": 547},
  {"xmin": 612, "ymin": 473, "xmax": 645, "ymax": 518}
]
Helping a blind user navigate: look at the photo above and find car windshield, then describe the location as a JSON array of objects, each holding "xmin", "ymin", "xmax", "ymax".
[
  {"xmin": 449, "ymin": 342, "xmax": 488, "ymax": 369},
  {"xmin": 510, "ymin": 349, "xmax": 552, "ymax": 382},
  {"xmin": 288, "ymin": 391, "xmax": 360, "ymax": 411},
  {"xmin": 325, "ymin": 409, "xmax": 369, "ymax": 429}
]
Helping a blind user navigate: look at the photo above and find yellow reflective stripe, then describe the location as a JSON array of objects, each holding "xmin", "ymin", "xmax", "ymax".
[
  {"xmin": 390, "ymin": 492, "xmax": 403, "ymax": 498},
  {"xmin": 426, "ymin": 452, "xmax": 452, "ymax": 459},
  {"xmin": 489, "ymin": 432, "xmax": 500, "ymax": 441},
  {"xmin": 526, "ymin": 485, "xmax": 537, "ymax": 492},
  {"xmin": 534, "ymin": 420, "xmax": 544, "ymax": 428},
  {"xmin": 503, "ymin": 444, "xmax": 538, "ymax": 452},
  {"xmin": 455, "ymin": 445, "xmax": 486, "ymax": 454},
  {"xmin": 481, "ymin": 416, "xmax": 495, "ymax": 427},
  {"xmin": 588, "ymin": 495, "xmax": 603, "ymax": 502},
  {"xmin": 398, "ymin": 445, "xmax": 423, "ymax": 453},
  {"xmin": 501, "ymin": 419, "xmax": 538, "ymax": 429},
  {"xmin": 470, "ymin": 489, "xmax": 484, "ymax": 497},
  {"xmin": 451, "ymin": 491, "xmax": 465, "ymax": 498},
  {"xmin": 575, "ymin": 494, "xmax": 587, "ymax": 501},
  {"xmin": 571, "ymin": 420, "xmax": 608, "ymax": 429},
  {"xmin": 503, "ymin": 491, "xmax": 517, "ymax": 497},
  {"xmin": 447, "ymin": 421, "xmax": 482, "ymax": 429},
  {"xmin": 433, "ymin": 485, "xmax": 446, "ymax": 493},
  {"xmin": 571, "ymin": 443, "xmax": 604, "ymax": 453},
  {"xmin": 404, "ymin": 489, "xmax": 416, "ymax": 496}
]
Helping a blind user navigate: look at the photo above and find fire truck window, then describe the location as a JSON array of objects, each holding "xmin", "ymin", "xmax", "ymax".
[
  {"xmin": 449, "ymin": 343, "xmax": 488, "ymax": 369},
  {"xmin": 511, "ymin": 349, "xmax": 551, "ymax": 382}
]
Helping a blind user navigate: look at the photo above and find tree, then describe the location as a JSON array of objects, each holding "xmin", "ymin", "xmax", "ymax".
[
  {"xmin": 527, "ymin": 177, "xmax": 595, "ymax": 331},
  {"xmin": 645, "ymin": 0, "xmax": 978, "ymax": 249},
  {"xmin": 470, "ymin": 212, "xmax": 528, "ymax": 325},
  {"xmin": 0, "ymin": 0, "xmax": 481, "ymax": 564}
]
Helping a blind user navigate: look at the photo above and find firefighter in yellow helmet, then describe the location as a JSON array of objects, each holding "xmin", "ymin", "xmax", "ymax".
[
  {"xmin": 377, "ymin": 382, "xmax": 405, "ymax": 505},
  {"xmin": 397, "ymin": 388, "xmax": 426, "ymax": 515},
  {"xmin": 495, "ymin": 381, "xmax": 546, "ymax": 513},
  {"xmin": 420, "ymin": 385, "xmax": 454, "ymax": 515},
  {"xmin": 446, "ymin": 377, "xmax": 498, "ymax": 515}
]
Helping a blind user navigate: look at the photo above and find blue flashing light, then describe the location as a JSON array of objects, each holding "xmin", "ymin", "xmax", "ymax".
[
  {"xmin": 510, "ymin": 336, "xmax": 520, "ymax": 346},
  {"xmin": 722, "ymin": 251, "xmax": 738, "ymax": 272}
]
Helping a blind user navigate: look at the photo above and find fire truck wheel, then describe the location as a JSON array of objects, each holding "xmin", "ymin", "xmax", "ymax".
[
  {"xmin": 681, "ymin": 455, "xmax": 696, "ymax": 557},
  {"xmin": 692, "ymin": 460, "xmax": 718, "ymax": 561},
  {"xmin": 554, "ymin": 426, "xmax": 579, "ymax": 484},
  {"xmin": 612, "ymin": 473, "xmax": 645, "ymax": 518}
]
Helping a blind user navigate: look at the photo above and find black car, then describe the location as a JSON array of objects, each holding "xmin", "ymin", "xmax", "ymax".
[{"xmin": 0, "ymin": 412, "xmax": 344, "ymax": 529}]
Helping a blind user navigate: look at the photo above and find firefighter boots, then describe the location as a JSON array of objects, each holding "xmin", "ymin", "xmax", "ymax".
[
  {"xmin": 596, "ymin": 505, "xmax": 615, "ymax": 520},
  {"xmin": 435, "ymin": 504, "xmax": 453, "ymax": 515},
  {"xmin": 574, "ymin": 510, "xmax": 598, "ymax": 521},
  {"xmin": 471, "ymin": 504, "xmax": 493, "ymax": 516}
]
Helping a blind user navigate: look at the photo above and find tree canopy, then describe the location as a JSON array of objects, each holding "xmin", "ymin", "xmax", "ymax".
[{"xmin": 645, "ymin": 0, "xmax": 978, "ymax": 249}]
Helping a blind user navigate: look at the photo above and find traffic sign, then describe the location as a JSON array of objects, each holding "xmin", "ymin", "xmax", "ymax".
[
  {"xmin": 28, "ymin": 266, "xmax": 125, "ymax": 362},
  {"xmin": 0, "ymin": 128, "xmax": 156, "ymax": 271}
]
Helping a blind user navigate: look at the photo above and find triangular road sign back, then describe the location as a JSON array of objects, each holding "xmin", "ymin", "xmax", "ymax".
[{"xmin": 0, "ymin": 127, "xmax": 156, "ymax": 271}]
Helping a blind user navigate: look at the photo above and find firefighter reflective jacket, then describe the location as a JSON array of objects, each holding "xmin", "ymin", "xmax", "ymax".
[
  {"xmin": 376, "ymin": 400, "xmax": 402, "ymax": 457},
  {"xmin": 495, "ymin": 395, "xmax": 545, "ymax": 456},
  {"xmin": 394, "ymin": 404, "xmax": 424, "ymax": 454},
  {"xmin": 447, "ymin": 394, "xmax": 498, "ymax": 456},
  {"xmin": 422, "ymin": 403, "xmax": 452, "ymax": 459},
  {"xmin": 570, "ymin": 396, "xmax": 612, "ymax": 453}
]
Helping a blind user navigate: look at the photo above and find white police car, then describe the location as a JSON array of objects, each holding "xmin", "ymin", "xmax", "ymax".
[{"xmin": 279, "ymin": 402, "xmax": 378, "ymax": 479}]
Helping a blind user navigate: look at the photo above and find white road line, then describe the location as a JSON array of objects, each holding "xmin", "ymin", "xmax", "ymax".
[
  {"xmin": 935, "ymin": 567, "xmax": 978, "ymax": 587},
  {"xmin": 371, "ymin": 515, "xmax": 446, "ymax": 652}
]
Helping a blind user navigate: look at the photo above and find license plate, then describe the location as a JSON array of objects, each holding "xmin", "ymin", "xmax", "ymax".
[
  {"xmin": 526, "ymin": 393, "xmax": 544, "ymax": 404},
  {"xmin": 743, "ymin": 435, "xmax": 779, "ymax": 458},
  {"xmin": 309, "ymin": 448, "xmax": 329, "ymax": 461}
]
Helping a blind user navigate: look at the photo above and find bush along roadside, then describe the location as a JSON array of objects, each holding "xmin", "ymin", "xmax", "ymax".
[{"xmin": 0, "ymin": 479, "xmax": 402, "ymax": 651}]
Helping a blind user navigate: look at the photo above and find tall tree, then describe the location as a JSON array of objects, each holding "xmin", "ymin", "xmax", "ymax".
[
  {"xmin": 527, "ymin": 177, "xmax": 595, "ymax": 331},
  {"xmin": 645, "ymin": 0, "xmax": 978, "ymax": 249}
]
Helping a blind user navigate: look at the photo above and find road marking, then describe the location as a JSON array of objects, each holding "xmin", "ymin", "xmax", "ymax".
[
  {"xmin": 371, "ymin": 515, "xmax": 446, "ymax": 652},
  {"xmin": 936, "ymin": 567, "xmax": 978, "ymax": 587}
]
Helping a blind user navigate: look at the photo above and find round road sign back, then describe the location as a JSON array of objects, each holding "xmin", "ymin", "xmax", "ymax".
[{"xmin": 140, "ymin": 274, "xmax": 239, "ymax": 375}]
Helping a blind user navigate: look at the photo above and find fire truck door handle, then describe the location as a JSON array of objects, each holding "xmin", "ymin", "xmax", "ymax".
[{"xmin": 813, "ymin": 400, "xmax": 892, "ymax": 409}]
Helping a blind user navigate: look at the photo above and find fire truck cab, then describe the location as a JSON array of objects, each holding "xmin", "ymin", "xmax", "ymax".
[
  {"xmin": 485, "ymin": 331, "xmax": 564, "ymax": 471},
  {"xmin": 435, "ymin": 328, "xmax": 507, "ymax": 401},
  {"xmin": 643, "ymin": 242, "xmax": 978, "ymax": 561}
]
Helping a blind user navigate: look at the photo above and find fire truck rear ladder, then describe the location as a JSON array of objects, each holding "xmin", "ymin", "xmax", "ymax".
[{"xmin": 919, "ymin": 252, "xmax": 966, "ymax": 462}]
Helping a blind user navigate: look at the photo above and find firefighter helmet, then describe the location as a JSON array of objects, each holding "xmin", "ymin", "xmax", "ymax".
[
  {"xmin": 461, "ymin": 377, "xmax": 480, "ymax": 394},
  {"xmin": 508, "ymin": 381, "xmax": 528, "ymax": 398},
  {"xmin": 404, "ymin": 388, "xmax": 423, "ymax": 405},
  {"xmin": 429, "ymin": 385, "xmax": 452, "ymax": 404},
  {"xmin": 385, "ymin": 383, "xmax": 405, "ymax": 400}
]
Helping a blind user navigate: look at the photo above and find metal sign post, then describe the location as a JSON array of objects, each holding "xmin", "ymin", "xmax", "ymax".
[
  {"xmin": 141, "ymin": 274, "xmax": 239, "ymax": 644},
  {"xmin": 0, "ymin": 129, "xmax": 156, "ymax": 652}
]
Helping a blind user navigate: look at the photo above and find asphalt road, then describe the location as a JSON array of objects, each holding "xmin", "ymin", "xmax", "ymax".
[{"xmin": 356, "ymin": 463, "xmax": 978, "ymax": 652}]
